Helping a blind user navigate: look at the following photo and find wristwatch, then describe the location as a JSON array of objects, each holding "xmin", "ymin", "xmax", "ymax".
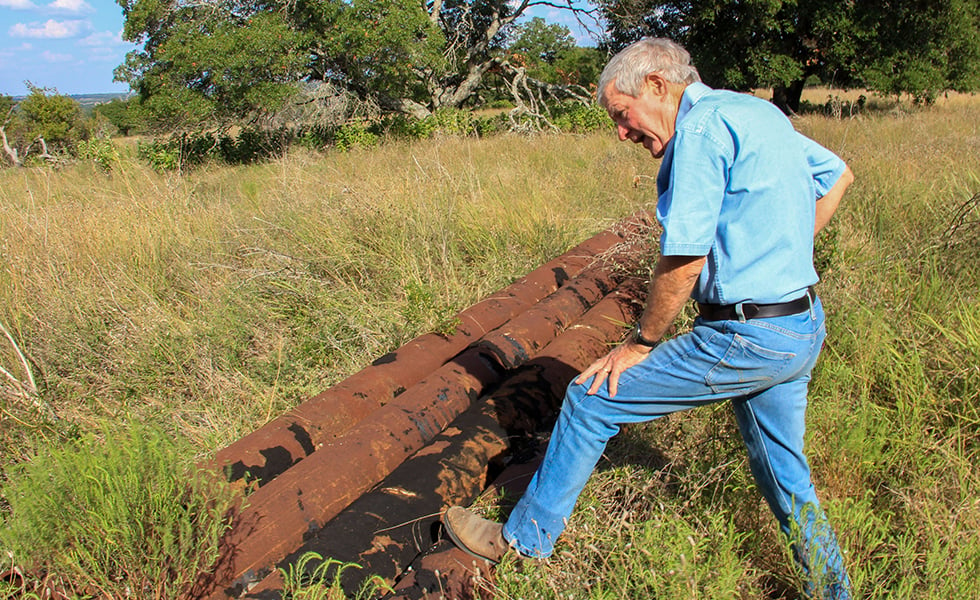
[{"xmin": 631, "ymin": 323, "xmax": 659, "ymax": 348}]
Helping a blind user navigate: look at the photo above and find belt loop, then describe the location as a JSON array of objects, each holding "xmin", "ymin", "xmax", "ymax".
[
  {"xmin": 735, "ymin": 302, "xmax": 747, "ymax": 323},
  {"xmin": 807, "ymin": 286, "xmax": 816, "ymax": 320}
]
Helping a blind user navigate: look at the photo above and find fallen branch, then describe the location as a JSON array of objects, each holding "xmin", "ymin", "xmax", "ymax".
[
  {"xmin": 1, "ymin": 125, "xmax": 20, "ymax": 167},
  {"xmin": 0, "ymin": 320, "xmax": 55, "ymax": 418}
]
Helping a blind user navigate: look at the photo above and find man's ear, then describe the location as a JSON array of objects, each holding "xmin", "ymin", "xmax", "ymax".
[{"xmin": 643, "ymin": 72, "xmax": 669, "ymax": 97}]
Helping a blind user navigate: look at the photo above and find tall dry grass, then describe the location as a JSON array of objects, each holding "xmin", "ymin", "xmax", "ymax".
[
  {"xmin": 0, "ymin": 133, "xmax": 651, "ymax": 459},
  {"xmin": 1, "ymin": 93, "xmax": 979, "ymax": 597}
]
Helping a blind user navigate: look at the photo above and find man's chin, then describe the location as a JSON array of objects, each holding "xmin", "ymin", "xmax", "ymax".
[{"xmin": 644, "ymin": 139, "xmax": 664, "ymax": 158}]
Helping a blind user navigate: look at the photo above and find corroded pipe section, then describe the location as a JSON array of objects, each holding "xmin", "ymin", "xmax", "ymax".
[
  {"xmin": 241, "ymin": 281, "xmax": 646, "ymax": 598},
  {"xmin": 474, "ymin": 266, "xmax": 618, "ymax": 370},
  {"xmin": 210, "ymin": 216, "xmax": 651, "ymax": 488},
  {"xmin": 387, "ymin": 460, "xmax": 547, "ymax": 600},
  {"xmin": 206, "ymin": 269, "xmax": 642, "ymax": 599},
  {"xmin": 207, "ymin": 271, "xmax": 635, "ymax": 598},
  {"xmin": 208, "ymin": 348, "xmax": 499, "ymax": 598}
]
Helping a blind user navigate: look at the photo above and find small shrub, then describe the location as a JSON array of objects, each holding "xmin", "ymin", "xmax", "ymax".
[
  {"xmin": 279, "ymin": 552, "xmax": 392, "ymax": 600},
  {"xmin": 430, "ymin": 108, "xmax": 477, "ymax": 136},
  {"xmin": 0, "ymin": 422, "xmax": 240, "ymax": 599},
  {"xmin": 334, "ymin": 121, "xmax": 379, "ymax": 152},
  {"xmin": 75, "ymin": 137, "xmax": 120, "ymax": 173},
  {"xmin": 137, "ymin": 139, "xmax": 181, "ymax": 171},
  {"xmin": 551, "ymin": 102, "xmax": 610, "ymax": 133},
  {"xmin": 474, "ymin": 113, "xmax": 507, "ymax": 137}
]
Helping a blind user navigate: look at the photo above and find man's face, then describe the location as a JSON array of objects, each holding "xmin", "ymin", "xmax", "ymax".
[{"xmin": 603, "ymin": 76, "xmax": 677, "ymax": 159}]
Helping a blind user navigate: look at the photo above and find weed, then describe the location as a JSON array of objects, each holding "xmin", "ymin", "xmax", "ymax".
[
  {"xmin": 74, "ymin": 137, "xmax": 120, "ymax": 174},
  {"xmin": 0, "ymin": 422, "xmax": 240, "ymax": 599},
  {"xmin": 279, "ymin": 552, "xmax": 392, "ymax": 600}
]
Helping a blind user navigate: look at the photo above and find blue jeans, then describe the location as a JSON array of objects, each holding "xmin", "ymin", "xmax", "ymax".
[{"xmin": 502, "ymin": 297, "xmax": 851, "ymax": 599}]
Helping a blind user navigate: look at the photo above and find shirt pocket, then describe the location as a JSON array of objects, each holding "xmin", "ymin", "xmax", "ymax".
[{"xmin": 704, "ymin": 333, "xmax": 796, "ymax": 395}]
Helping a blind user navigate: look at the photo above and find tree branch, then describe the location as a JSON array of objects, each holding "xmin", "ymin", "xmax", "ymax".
[
  {"xmin": 0, "ymin": 320, "xmax": 54, "ymax": 418},
  {"xmin": 0, "ymin": 126, "xmax": 20, "ymax": 167}
]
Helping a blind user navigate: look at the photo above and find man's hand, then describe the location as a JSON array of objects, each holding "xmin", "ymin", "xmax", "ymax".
[
  {"xmin": 573, "ymin": 254, "xmax": 706, "ymax": 398},
  {"xmin": 575, "ymin": 340, "xmax": 652, "ymax": 397}
]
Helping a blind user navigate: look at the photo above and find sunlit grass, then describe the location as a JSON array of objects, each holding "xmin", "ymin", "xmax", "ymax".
[{"xmin": 1, "ymin": 94, "xmax": 979, "ymax": 597}]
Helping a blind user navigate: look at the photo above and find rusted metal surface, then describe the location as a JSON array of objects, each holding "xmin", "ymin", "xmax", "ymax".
[
  {"xmin": 204, "ymin": 268, "xmax": 638, "ymax": 598},
  {"xmin": 238, "ymin": 281, "xmax": 646, "ymax": 598},
  {"xmin": 387, "ymin": 459, "xmax": 546, "ymax": 600},
  {"xmin": 475, "ymin": 266, "xmax": 618, "ymax": 370},
  {"xmin": 204, "ymin": 348, "xmax": 500, "ymax": 598},
  {"xmin": 209, "ymin": 215, "xmax": 652, "ymax": 489},
  {"xmin": 193, "ymin": 214, "xmax": 654, "ymax": 599}
]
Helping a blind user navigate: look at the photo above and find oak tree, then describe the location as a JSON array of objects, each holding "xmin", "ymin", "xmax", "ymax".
[{"xmin": 599, "ymin": 0, "xmax": 980, "ymax": 112}]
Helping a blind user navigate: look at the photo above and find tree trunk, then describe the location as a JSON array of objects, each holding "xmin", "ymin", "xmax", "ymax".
[
  {"xmin": 772, "ymin": 79, "xmax": 806, "ymax": 115},
  {"xmin": 0, "ymin": 126, "xmax": 21, "ymax": 167}
]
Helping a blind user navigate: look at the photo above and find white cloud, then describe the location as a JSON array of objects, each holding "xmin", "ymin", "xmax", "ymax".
[
  {"xmin": 47, "ymin": 0, "xmax": 93, "ymax": 14},
  {"xmin": 79, "ymin": 29, "xmax": 126, "ymax": 47},
  {"xmin": 9, "ymin": 18, "xmax": 88, "ymax": 38},
  {"xmin": 0, "ymin": 0, "xmax": 37, "ymax": 9},
  {"xmin": 41, "ymin": 49, "xmax": 74, "ymax": 62}
]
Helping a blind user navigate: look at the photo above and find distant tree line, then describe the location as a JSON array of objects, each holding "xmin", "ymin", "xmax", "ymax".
[
  {"xmin": 1, "ymin": 85, "xmax": 139, "ymax": 167},
  {"xmin": 2, "ymin": 0, "xmax": 978, "ymax": 169}
]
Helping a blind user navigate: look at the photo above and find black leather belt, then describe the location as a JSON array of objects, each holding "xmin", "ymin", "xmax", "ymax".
[{"xmin": 697, "ymin": 287, "xmax": 816, "ymax": 321}]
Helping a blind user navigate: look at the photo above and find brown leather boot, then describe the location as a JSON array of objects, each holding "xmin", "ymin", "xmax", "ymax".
[{"xmin": 442, "ymin": 506, "xmax": 510, "ymax": 564}]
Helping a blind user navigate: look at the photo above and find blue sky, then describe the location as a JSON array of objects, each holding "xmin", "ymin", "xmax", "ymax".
[
  {"xmin": 1, "ymin": 0, "xmax": 137, "ymax": 96},
  {"xmin": 0, "ymin": 0, "xmax": 598, "ymax": 97}
]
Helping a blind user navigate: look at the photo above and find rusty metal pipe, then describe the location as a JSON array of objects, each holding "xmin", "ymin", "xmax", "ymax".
[
  {"xmin": 386, "ymin": 459, "xmax": 547, "ymax": 600},
  {"xmin": 205, "ymin": 348, "xmax": 499, "ymax": 598},
  {"xmin": 210, "ymin": 216, "xmax": 651, "ymax": 488},
  {"xmin": 204, "ymin": 268, "xmax": 634, "ymax": 596},
  {"xmin": 239, "ymin": 281, "xmax": 645, "ymax": 598},
  {"xmin": 474, "ymin": 266, "xmax": 618, "ymax": 370}
]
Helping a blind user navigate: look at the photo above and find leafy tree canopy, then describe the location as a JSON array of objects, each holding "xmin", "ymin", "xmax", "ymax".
[
  {"xmin": 18, "ymin": 84, "xmax": 83, "ymax": 148},
  {"xmin": 116, "ymin": 0, "xmax": 599, "ymax": 131},
  {"xmin": 1, "ymin": 85, "xmax": 86, "ymax": 166},
  {"xmin": 506, "ymin": 17, "xmax": 605, "ymax": 89},
  {"xmin": 94, "ymin": 98, "xmax": 140, "ymax": 137},
  {"xmin": 599, "ymin": 0, "xmax": 980, "ymax": 112}
]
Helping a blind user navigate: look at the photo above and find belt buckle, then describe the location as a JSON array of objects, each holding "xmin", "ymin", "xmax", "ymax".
[
  {"xmin": 734, "ymin": 302, "xmax": 746, "ymax": 322},
  {"xmin": 736, "ymin": 302, "xmax": 761, "ymax": 321}
]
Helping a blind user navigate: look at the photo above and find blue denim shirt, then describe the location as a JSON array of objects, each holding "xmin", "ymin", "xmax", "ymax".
[{"xmin": 656, "ymin": 82, "xmax": 847, "ymax": 305}]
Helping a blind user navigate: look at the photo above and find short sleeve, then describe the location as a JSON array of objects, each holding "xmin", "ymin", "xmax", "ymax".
[
  {"xmin": 797, "ymin": 132, "xmax": 847, "ymax": 198},
  {"xmin": 657, "ymin": 126, "xmax": 732, "ymax": 256}
]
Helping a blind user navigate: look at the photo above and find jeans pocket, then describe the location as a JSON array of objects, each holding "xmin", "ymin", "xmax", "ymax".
[{"xmin": 705, "ymin": 333, "xmax": 796, "ymax": 395}]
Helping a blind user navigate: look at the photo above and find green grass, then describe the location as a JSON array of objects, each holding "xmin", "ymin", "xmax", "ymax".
[
  {"xmin": 278, "ymin": 553, "xmax": 391, "ymax": 600},
  {"xmin": 0, "ymin": 422, "xmax": 238, "ymax": 599},
  {"xmin": 1, "ymin": 91, "xmax": 979, "ymax": 597}
]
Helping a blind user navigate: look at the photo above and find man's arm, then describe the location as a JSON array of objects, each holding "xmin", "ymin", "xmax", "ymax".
[
  {"xmin": 577, "ymin": 254, "xmax": 706, "ymax": 397},
  {"xmin": 815, "ymin": 165, "xmax": 854, "ymax": 235}
]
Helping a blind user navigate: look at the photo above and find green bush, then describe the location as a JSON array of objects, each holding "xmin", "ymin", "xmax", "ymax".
[
  {"xmin": 380, "ymin": 108, "xmax": 507, "ymax": 141},
  {"xmin": 75, "ymin": 137, "xmax": 120, "ymax": 173},
  {"xmin": 0, "ymin": 423, "xmax": 240, "ymax": 599},
  {"xmin": 137, "ymin": 139, "xmax": 182, "ymax": 171},
  {"xmin": 333, "ymin": 121, "xmax": 379, "ymax": 152},
  {"xmin": 551, "ymin": 102, "xmax": 610, "ymax": 133}
]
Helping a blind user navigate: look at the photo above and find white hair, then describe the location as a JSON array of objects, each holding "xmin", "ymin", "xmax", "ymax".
[{"xmin": 597, "ymin": 38, "xmax": 701, "ymax": 106}]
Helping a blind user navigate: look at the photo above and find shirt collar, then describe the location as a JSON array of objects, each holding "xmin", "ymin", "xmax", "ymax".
[{"xmin": 676, "ymin": 82, "xmax": 712, "ymax": 125}]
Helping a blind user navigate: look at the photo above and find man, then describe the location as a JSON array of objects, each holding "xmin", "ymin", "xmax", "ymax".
[{"xmin": 444, "ymin": 38, "xmax": 854, "ymax": 598}]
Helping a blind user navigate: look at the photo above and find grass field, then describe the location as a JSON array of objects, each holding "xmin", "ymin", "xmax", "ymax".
[{"xmin": 1, "ymin": 91, "xmax": 979, "ymax": 598}]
